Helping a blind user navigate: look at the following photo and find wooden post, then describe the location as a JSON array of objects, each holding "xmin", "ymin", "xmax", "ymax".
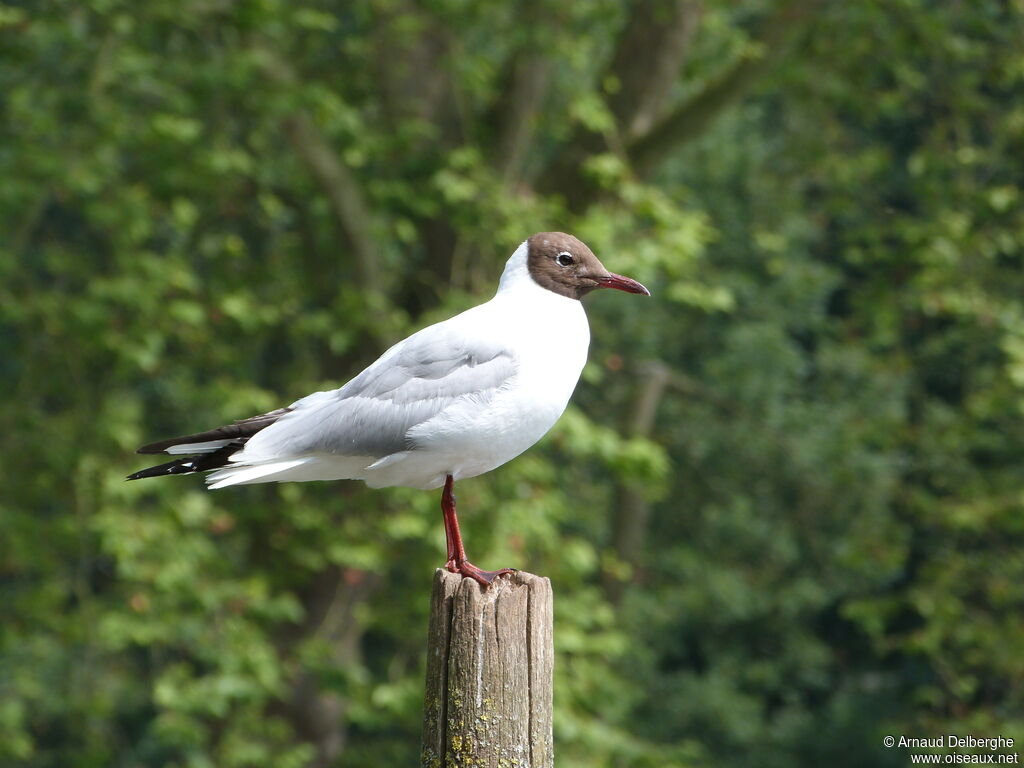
[{"xmin": 421, "ymin": 569, "xmax": 554, "ymax": 768}]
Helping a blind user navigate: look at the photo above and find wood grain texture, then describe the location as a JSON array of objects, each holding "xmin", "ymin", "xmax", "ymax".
[{"xmin": 421, "ymin": 570, "xmax": 554, "ymax": 768}]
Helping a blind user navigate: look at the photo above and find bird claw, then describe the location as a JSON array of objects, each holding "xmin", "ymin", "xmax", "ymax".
[{"xmin": 445, "ymin": 559, "xmax": 517, "ymax": 587}]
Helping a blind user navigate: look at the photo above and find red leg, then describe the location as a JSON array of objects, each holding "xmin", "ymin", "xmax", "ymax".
[
  {"xmin": 441, "ymin": 475, "xmax": 515, "ymax": 587},
  {"xmin": 441, "ymin": 476, "xmax": 460, "ymax": 565}
]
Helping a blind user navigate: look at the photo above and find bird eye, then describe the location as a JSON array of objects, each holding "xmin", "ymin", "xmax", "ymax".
[{"xmin": 556, "ymin": 252, "xmax": 574, "ymax": 267}]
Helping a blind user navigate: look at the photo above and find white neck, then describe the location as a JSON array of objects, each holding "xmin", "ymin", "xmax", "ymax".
[{"xmin": 496, "ymin": 240, "xmax": 533, "ymax": 295}]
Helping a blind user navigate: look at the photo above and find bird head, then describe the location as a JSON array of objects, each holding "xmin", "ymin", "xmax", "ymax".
[{"xmin": 525, "ymin": 232, "xmax": 650, "ymax": 300}]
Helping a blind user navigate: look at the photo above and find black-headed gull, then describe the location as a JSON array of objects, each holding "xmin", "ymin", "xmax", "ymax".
[{"xmin": 130, "ymin": 232, "xmax": 650, "ymax": 584}]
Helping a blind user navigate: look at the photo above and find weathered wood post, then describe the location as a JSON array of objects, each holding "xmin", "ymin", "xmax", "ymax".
[{"xmin": 421, "ymin": 569, "xmax": 554, "ymax": 768}]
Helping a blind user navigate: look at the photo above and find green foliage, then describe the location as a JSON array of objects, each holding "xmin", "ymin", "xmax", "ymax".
[{"xmin": 3, "ymin": 1, "xmax": 1023, "ymax": 766}]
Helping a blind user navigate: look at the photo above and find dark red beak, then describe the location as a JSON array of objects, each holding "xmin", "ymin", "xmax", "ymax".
[{"xmin": 594, "ymin": 272, "xmax": 651, "ymax": 296}]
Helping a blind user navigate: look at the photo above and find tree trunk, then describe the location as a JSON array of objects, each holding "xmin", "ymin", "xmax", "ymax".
[{"xmin": 421, "ymin": 570, "xmax": 554, "ymax": 768}]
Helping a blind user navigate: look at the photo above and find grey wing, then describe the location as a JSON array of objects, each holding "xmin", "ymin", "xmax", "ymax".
[{"xmin": 242, "ymin": 329, "xmax": 517, "ymax": 460}]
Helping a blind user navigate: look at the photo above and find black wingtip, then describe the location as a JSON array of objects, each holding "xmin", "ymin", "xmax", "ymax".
[
  {"xmin": 135, "ymin": 408, "xmax": 291, "ymax": 454},
  {"xmin": 126, "ymin": 460, "xmax": 193, "ymax": 481},
  {"xmin": 128, "ymin": 444, "xmax": 238, "ymax": 481}
]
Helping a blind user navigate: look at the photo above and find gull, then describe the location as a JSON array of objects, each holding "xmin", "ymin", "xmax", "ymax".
[{"xmin": 130, "ymin": 232, "xmax": 650, "ymax": 584}]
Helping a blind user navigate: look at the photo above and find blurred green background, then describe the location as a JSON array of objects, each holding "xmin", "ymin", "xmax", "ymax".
[{"xmin": 3, "ymin": 0, "xmax": 1024, "ymax": 766}]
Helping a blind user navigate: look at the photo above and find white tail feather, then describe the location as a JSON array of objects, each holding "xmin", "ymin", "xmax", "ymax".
[{"xmin": 206, "ymin": 459, "xmax": 312, "ymax": 489}]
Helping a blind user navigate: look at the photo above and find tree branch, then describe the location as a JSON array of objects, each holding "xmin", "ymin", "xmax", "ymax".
[
  {"xmin": 253, "ymin": 49, "xmax": 382, "ymax": 297},
  {"xmin": 371, "ymin": 1, "xmax": 459, "ymax": 141},
  {"xmin": 486, "ymin": 1, "xmax": 563, "ymax": 185},
  {"xmin": 535, "ymin": 0, "xmax": 699, "ymax": 209},
  {"xmin": 605, "ymin": 361, "xmax": 671, "ymax": 602},
  {"xmin": 627, "ymin": 0, "xmax": 824, "ymax": 176},
  {"xmin": 280, "ymin": 113, "xmax": 381, "ymax": 297},
  {"xmin": 493, "ymin": 55, "xmax": 553, "ymax": 183},
  {"xmin": 606, "ymin": 0, "xmax": 702, "ymax": 141},
  {"xmin": 274, "ymin": 565, "xmax": 380, "ymax": 768}
]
